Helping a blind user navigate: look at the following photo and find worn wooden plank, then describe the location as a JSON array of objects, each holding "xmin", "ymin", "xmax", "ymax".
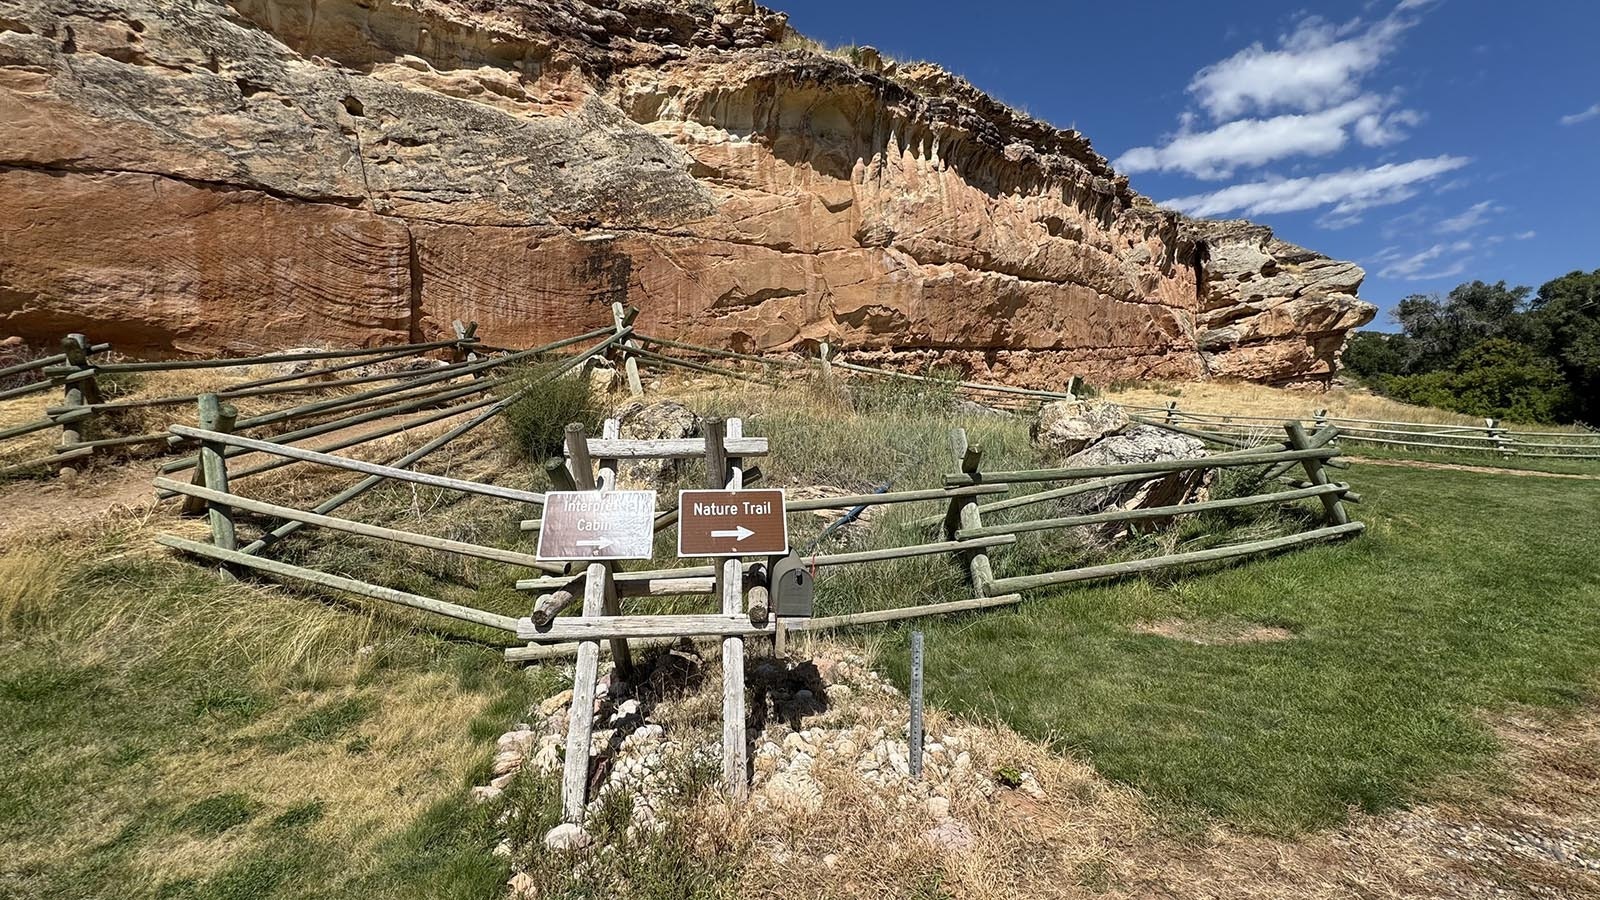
[
  {"xmin": 944, "ymin": 446, "xmax": 1340, "ymax": 487},
  {"xmin": 784, "ymin": 594, "xmax": 1025, "ymax": 631},
  {"xmin": 156, "ymin": 534, "xmax": 520, "ymax": 631},
  {"xmin": 169, "ymin": 425, "xmax": 546, "ymax": 505},
  {"xmin": 985, "ymin": 523, "xmax": 1366, "ymax": 594},
  {"xmin": 784, "ymin": 484, "xmax": 1008, "ymax": 513},
  {"xmin": 585, "ymin": 436, "xmax": 768, "ymax": 460},
  {"xmin": 956, "ymin": 483, "xmax": 1349, "ymax": 540},
  {"xmin": 519, "ymin": 611, "xmax": 774, "ymax": 642},
  {"xmin": 721, "ymin": 557, "xmax": 748, "ymax": 798},
  {"xmin": 561, "ymin": 562, "xmax": 608, "ymax": 823},
  {"xmin": 157, "ymin": 479, "xmax": 565, "ymax": 574}
]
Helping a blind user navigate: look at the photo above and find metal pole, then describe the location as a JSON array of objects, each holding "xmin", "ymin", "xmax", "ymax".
[{"xmin": 909, "ymin": 630, "xmax": 925, "ymax": 781}]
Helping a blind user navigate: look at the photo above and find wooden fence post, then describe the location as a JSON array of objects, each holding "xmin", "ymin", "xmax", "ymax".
[
  {"xmin": 182, "ymin": 394, "xmax": 239, "ymax": 517},
  {"xmin": 452, "ymin": 321, "xmax": 481, "ymax": 374},
  {"xmin": 561, "ymin": 560, "xmax": 609, "ymax": 824},
  {"xmin": 1164, "ymin": 401, "xmax": 1179, "ymax": 425},
  {"xmin": 817, "ymin": 342, "xmax": 834, "ymax": 385},
  {"xmin": 703, "ymin": 416, "xmax": 749, "ymax": 798},
  {"xmin": 1065, "ymin": 375, "xmax": 1080, "ymax": 400},
  {"xmin": 565, "ymin": 423, "xmax": 632, "ymax": 679},
  {"xmin": 57, "ymin": 334, "xmax": 100, "ymax": 479},
  {"xmin": 1284, "ymin": 421, "xmax": 1349, "ymax": 526},
  {"xmin": 1313, "ymin": 408, "xmax": 1329, "ymax": 430},
  {"xmin": 942, "ymin": 427, "xmax": 994, "ymax": 597},
  {"xmin": 909, "ymin": 630, "xmax": 925, "ymax": 781},
  {"xmin": 1485, "ymin": 417, "xmax": 1513, "ymax": 457},
  {"xmin": 192, "ymin": 394, "xmax": 240, "ymax": 576},
  {"xmin": 611, "ymin": 302, "xmax": 644, "ymax": 397}
]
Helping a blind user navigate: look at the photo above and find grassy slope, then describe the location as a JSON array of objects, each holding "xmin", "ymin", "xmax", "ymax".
[
  {"xmin": 0, "ymin": 513, "xmax": 565, "ymax": 899},
  {"xmin": 4, "ymin": 374, "xmax": 1598, "ymax": 898},
  {"xmin": 879, "ymin": 462, "xmax": 1600, "ymax": 834}
]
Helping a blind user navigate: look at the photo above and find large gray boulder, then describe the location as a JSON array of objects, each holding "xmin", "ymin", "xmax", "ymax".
[
  {"xmin": 1042, "ymin": 425, "xmax": 1211, "ymax": 535},
  {"xmin": 1031, "ymin": 400, "xmax": 1130, "ymax": 457}
]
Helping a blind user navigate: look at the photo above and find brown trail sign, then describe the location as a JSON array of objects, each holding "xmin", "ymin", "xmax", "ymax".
[
  {"xmin": 678, "ymin": 488, "xmax": 789, "ymax": 557},
  {"xmin": 536, "ymin": 490, "xmax": 657, "ymax": 561}
]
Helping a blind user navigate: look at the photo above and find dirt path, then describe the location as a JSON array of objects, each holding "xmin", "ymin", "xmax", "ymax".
[
  {"xmin": 1348, "ymin": 456, "xmax": 1600, "ymax": 480},
  {"xmin": 0, "ymin": 462, "xmax": 161, "ymax": 544}
]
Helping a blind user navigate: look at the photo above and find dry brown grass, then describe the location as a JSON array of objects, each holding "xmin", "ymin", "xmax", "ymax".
[
  {"xmin": 633, "ymin": 635, "xmax": 1600, "ymax": 900},
  {"xmin": 1105, "ymin": 379, "xmax": 1589, "ymax": 433}
]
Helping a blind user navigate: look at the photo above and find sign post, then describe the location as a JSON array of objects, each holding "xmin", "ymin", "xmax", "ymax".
[
  {"xmin": 536, "ymin": 490, "xmax": 657, "ymax": 561},
  {"xmin": 677, "ymin": 488, "xmax": 789, "ymax": 558}
]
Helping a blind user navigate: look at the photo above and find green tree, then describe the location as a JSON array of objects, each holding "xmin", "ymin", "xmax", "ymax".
[
  {"xmin": 1525, "ymin": 269, "xmax": 1600, "ymax": 423},
  {"xmin": 1341, "ymin": 331, "xmax": 1410, "ymax": 380},
  {"xmin": 1384, "ymin": 338, "xmax": 1573, "ymax": 423},
  {"xmin": 1391, "ymin": 281, "xmax": 1531, "ymax": 372}
]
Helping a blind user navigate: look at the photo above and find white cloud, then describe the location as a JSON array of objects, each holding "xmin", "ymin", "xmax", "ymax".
[
  {"xmin": 1436, "ymin": 200, "xmax": 1497, "ymax": 233},
  {"xmin": 1560, "ymin": 103, "xmax": 1600, "ymax": 125},
  {"xmin": 1376, "ymin": 239, "xmax": 1474, "ymax": 279},
  {"xmin": 1187, "ymin": 10, "xmax": 1422, "ymax": 120},
  {"xmin": 1163, "ymin": 155, "xmax": 1470, "ymax": 219},
  {"xmin": 1115, "ymin": 97, "xmax": 1422, "ymax": 179},
  {"xmin": 1514, "ymin": 229, "xmax": 1537, "ymax": 240}
]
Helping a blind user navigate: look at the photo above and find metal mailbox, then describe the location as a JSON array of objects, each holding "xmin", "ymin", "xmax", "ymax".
[{"xmin": 768, "ymin": 553, "xmax": 814, "ymax": 618}]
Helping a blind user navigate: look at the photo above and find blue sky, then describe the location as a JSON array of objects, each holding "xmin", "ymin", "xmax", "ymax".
[{"xmin": 773, "ymin": 0, "xmax": 1598, "ymax": 330}]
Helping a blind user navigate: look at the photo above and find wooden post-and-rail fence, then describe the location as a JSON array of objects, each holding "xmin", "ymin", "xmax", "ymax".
[{"xmin": 1, "ymin": 328, "xmax": 491, "ymax": 480}]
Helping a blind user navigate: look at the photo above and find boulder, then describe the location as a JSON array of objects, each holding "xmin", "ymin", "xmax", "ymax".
[
  {"xmin": 614, "ymin": 399, "xmax": 700, "ymax": 490},
  {"xmin": 1032, "ymin": 400, "xmax": 1129, "ymax": 457},
  {"xmin": 1043, "ymin": 425, "xmax": 1211, "ymax": 533}
]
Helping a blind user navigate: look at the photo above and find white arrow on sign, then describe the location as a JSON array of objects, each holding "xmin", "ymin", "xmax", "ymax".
[
  {"xmin": 710, "ymin": 525, "xmax": 755, "ymax": 542},
  {"xmin": 575, "ymin": 538, "xmax": 613, "ymax": 549}
]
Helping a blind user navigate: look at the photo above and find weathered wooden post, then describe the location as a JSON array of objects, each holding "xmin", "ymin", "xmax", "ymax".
[
  {"xmin": 191, "ymin": 394, "xmax": 241, "ymax": 577},
  {"xmin": 56, "ymin": 334, "xmax": 101, "ymax": 479},
  {"xmin": 1065, "ymin": 375, "xmax": 1080, "ymax": 400},
  {"xmin": 182, "ymin": 394, "xmax": 239, "ymax": 517},
  {"xmin": 1313, "ymin": 408, "xmax": 1329, "ymax": 430},
  {"xmin": 565, "ymin": 422, "xmax": 632, "ymax": 678},
  {"xmin": 817, "ymin": 341, "xmax": 834, "ymax": 385},
  {"xmin": 909, "ymin": 630, "xmax": 925, "ymax": 781},
  {"xmin": 1485, "ymin": 417, "xmax": 1513, "ymax": 457},
  {"xmin": 1164, "ymin": 400, "xmax": 1179, "ymax": 425},
  {"xmin": 1284, "ymin": 421, "xmax": 1349, "ymax": 526},
  {"xmin": 452, "ymin": 320, "xmax": 481, "ymax": 374},
  {"xmin": 703, "ymin": 416, "xmax": 750, "ymax": 798},
  {"xmin": 611, "ymin": 302, "xmax": 644, "ymax": 397},
  {"xmin": 561, "ymin": 560, "xmax": 609, "ymax": 824},
  {"xmin": 942, "ymin": 427, "xmax": 994, "ymax": 597}
]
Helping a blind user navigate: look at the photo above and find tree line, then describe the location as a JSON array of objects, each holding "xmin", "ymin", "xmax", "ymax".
[{"xmin": 1342, "ymin": 269, "xmax": 1599, "ymax": 425}]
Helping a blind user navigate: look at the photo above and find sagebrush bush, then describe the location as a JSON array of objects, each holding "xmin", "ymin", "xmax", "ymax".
[{"xmin": 499, "ymin": 363, "xmax": 600, "ymax": 460}]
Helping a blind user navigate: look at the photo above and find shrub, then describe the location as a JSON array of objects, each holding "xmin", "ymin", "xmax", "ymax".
[
  {"xmin": 1383, "ymin": 339, "xmax": 1573, "ymax": 423},
  {"xmin": 499, "ymin": 363, "xmax": 601, "ymax": 461}
]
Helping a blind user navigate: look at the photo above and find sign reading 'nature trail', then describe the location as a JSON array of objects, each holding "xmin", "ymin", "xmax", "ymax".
[{"xmin": 677, "ymin": 488, "xmax": 789, "ymax": 558}]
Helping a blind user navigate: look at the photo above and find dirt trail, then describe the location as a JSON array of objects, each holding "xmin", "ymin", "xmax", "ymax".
[
  {"xmin": 0, "ymin": 462, "xmax": 161, "ymax": 544},
  {"xmin": 1348, "ymin": 456, "xmax": 1600, "ymax": 480}
]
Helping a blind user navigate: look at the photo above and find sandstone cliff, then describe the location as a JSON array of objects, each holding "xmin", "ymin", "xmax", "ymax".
[{"xmin": 0, "ymin": 0, "xmax": 1374, "ymax": 384}]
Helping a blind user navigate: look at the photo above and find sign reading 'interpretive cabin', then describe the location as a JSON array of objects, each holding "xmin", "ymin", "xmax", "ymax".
[
  {"xmin": 677, "ymin": 489, "xmax": 788, "ymax": 558},
  {"xmin": 535, "ymin": 490, "xmax": 657, "ymax": 561}
]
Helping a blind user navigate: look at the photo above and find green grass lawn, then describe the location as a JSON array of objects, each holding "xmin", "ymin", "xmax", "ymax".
[
  {"xmin": 1339, "ymin": 440, "xmax": 1600, "ymax": 476},
  {"xmin": 874, "ymin": 461, "xmax": 1600, "ymax": 834}
]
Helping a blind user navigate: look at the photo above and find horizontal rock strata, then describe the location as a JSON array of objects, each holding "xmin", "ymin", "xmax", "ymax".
[{"xmin": 0, "ymin": 0, "xmax": 1373, "ymax": 381}]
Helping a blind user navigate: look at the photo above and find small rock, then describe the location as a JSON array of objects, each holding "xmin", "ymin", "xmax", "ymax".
[
  {"xmin": 544, "ymin": 822, "xmax": 593, "ymax": 852},
  {"xmin": 926, "ymin": 797, "xmax": 951, "ymax": 820},
  {"xmin": 538, "ymin": 690, "xmax": 574, "ymax": 716},
  {"xmin": 469, "ymin": 785, "xmax": 504, "ymax": 804},
  {"xmin": 507, "ymin": 871, "xmax": 539, "ymax": 899}
]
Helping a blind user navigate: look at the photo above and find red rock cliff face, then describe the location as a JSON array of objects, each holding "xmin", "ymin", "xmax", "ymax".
[{"xmin": 0, "ymin": 0, "xmax": 1373, "ymax": 383}]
